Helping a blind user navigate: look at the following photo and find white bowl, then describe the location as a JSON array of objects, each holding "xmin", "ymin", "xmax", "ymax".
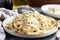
[
  {"xmin": 3, "ymin": 16, "xmax": 58, "ymax": 38},
  {"xmin": 41, "ymin": 4, "xmax": 60, "ymax": 18}
]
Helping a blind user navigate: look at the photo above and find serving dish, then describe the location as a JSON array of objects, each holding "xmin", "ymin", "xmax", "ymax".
[
  {"xmin": 3, "ymin": 12, "xmax": 58, "ymax": 38},
  {"xmin": 41, "ymin": 4, "xmax": 60, "ymax": 18},
  {"xmin": 3, "ymin": 16, "xmax": 58, "ymax": 38}
]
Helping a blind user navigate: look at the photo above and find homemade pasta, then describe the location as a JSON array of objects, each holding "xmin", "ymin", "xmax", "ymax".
[{"xmin": 5, "ymin": 11, "xmax": 57, "ymax": 35}]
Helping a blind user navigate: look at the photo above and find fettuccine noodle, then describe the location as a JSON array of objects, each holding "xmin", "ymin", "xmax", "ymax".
[{"xmin": 5, "ymin": 11, "xmax": 57, "ymax": 35}]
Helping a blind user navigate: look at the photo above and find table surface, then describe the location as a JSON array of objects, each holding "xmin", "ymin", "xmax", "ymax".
[{"xmin": 5, "ymin": 7, "xmax": 59, "ymax": 40}]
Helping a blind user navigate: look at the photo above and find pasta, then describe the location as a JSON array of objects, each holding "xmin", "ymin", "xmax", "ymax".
[
  {"xmin": 5, "ymin": 11, "xmax": 57, "ymax": 35},
  {"xmin": 48, "ymin": 7, "xmax": 60, "ymax": 14}
]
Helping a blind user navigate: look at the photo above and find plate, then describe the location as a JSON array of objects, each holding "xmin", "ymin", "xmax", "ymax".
[
  {"xmin": 3, "ymin": 16, "xmax": 58, "ymax": 38},
  {"xmin": 41, "ymin": 4, "xmax": 60, "ymax": 18}
]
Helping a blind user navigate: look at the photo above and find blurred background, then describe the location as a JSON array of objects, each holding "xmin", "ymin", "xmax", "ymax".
[{"xmin": 0, "ymin": 0, "xmax": 60, "ymax": 9}]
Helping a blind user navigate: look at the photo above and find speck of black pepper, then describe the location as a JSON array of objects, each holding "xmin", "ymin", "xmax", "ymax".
[
  {"xmin": 30, "ymin": 12, "xmax": 31, "ymax": 13},
  {"xmin": 34, "ymin": 30, "xmax": 36, "ymax": 32},
  {"xmin": 33, "ymin": 15, "xmax": 35, "ymax": 17},
  {"xmin": 17, "ymin": 29, "xmax": 19, "ymax": 31},
  {"xmin": 17, "ymin": 25, "xmax": 20, "ymax": 27},
  {"xmin": 41, "ymin": 23, "xmax": 43, "ymax": 25},
  {"xmin": 25, "ymin": 19, "xmax": 28, "ymax": 20},
  {"xmin": 19, "ymin": 20, "xmax": 21, "ymax": 21},
  {"xmin": 39, "ymin": 28, "xmax": 42, "ymax": 30},
  {"xmin": 15, "ymin": 31, "xmax": 18, "ymax": 33}
]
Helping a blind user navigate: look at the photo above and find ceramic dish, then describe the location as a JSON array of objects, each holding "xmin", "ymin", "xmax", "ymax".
[
  {"xmin": 3, "ymin": 16, "xmax": 58, "ymax": 38},
  {"xmin": 41, "ymin": 4, "xmax": 60, "ymax": 18}
]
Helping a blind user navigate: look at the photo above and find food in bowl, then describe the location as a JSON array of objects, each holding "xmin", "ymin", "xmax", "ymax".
[
  {"xmin": 41, "ymin": 4, "xmax": 60, "ymax": 18},
  {"xmin": 5, "ymin": 9, "xmax": 57, "ymax": 35},
  {"xmin": 48, "ymin": 7, "xmax": 60, "ymax": 14}
]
